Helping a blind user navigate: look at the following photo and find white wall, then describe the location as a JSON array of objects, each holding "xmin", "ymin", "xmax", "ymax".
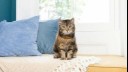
[
  {"xmin": 120, "ymin": 0, "xmax": 127, "ymax": 58},
  {"xmin": 16, "ymin": 0, "xmax": 39, "ymax": 20}
]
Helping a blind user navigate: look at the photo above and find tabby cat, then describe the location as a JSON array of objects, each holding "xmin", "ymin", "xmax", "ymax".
[{"xmin": 53, "ymin": 18, "xmax": 78, "ymax": 60}]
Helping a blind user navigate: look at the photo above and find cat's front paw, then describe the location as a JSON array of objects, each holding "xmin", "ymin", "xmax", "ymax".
[
  {"xmin": 67, "ymin": 57, "xmax": 72, "ymax": 60},
  {"xmin": 72, "ymin": 55, "xmax": 76, "ymax": 58},
  {"xmin": 72, "ymin": 52, "xmax": 77, "ymax": 58},
  {"xmin": 60, "ymin": 57, "xmax": 66, "ymax": 60},
  {"xmin": 67, "ymin": 55, "xmax": 72, "ymax": 60},
  {"xmin": 54, "ymin": 56, "xmax": 59, "ymax": 59},
  {"xmin": 54, "ymin": 53, "xmax": 60, "ymax": 59}
]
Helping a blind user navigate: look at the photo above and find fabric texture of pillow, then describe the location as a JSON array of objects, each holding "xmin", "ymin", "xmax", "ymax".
[
  {"xmin": 37, "ymin": 19, "xmax": 58, "ymax": 54},
  {"xmin": 0, "ymin": 20, "xmax": 6, "ymax": 23},
  {"xmin": 0, "ymin": 20, "xmax": 6, "ymax": 27},
  {"xmin": 0, "ymin": 16, "xmax": 41, "ymax": 57}
]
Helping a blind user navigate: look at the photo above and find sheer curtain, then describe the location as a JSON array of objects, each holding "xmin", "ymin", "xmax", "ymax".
[{"xmin": 39, "ymin": 0, "xmax": 85, "ymax": 20}]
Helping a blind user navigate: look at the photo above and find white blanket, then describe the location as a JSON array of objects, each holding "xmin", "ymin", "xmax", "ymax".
[
  {"xmin": 0, "ymin": 55, "xmax": 100, "ymax": 72},
  {"xmin": 53, "ymin": 57, "xmax": 100, "ymax": 72}
]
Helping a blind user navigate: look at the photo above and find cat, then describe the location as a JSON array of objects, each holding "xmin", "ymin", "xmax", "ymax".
[{"xmin": 53, "ymin": 18, "xmax": 78, "ymax": 60}]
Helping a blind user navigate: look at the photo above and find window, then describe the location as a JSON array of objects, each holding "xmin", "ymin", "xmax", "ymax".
[{"xmin": 39, "ymin": 0, "xmax": 110, "ymax": 23}]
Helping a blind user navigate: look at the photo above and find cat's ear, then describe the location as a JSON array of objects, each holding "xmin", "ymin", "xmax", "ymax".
[
  {"xmin": 71, "ymin": 18, "xmax": 74, "ymax": 24},
  {"xmin": 58, "ymin": 18, "xmax": 62, "ymax": 24}
]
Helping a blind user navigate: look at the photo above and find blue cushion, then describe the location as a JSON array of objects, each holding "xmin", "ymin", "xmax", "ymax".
[
  {"xmin": 0, "ymin": 16, "xmax": 41, "ymax": 57},
  {"xmin": 0, "ymin": 20, "xmax": 6, "ymax": 23},
  {"xmin": 0, "ymin": 20, "xmax": 7, "ymax": 33},
  {"xmin": 37, "ymin": 19, "xmax": 58, "ymax": 54}
]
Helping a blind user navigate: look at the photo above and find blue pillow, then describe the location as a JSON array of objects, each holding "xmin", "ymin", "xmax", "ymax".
[
  {"xmin": 0, "ymin": 16, "xmax": 41, "ymax": 57},
  {"xmin": 0, "ymin": 20, "xmax": 6, "ymax": 26},
  {"xmin": 37, "ymin": 19, "xmax": 58, "ymax": 54},
  {"xmin": 0, "ymin": 20, "xmax": 6, "ymax": 23}
]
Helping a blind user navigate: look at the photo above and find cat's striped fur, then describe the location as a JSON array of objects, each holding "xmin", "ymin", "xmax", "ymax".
[{"xmin": 53, "ymin": 18, "xmax": 78, "ymax": 60}]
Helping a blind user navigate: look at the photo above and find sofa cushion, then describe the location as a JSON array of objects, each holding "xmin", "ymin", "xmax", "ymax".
[
  {"xmin": 0, "ymin": 20, "xmax": 6, "ymax": 28},
  {"xmin": 37, "ymin": 19, "xmax": 58, "ymax": 54},
  {"xmin": 0, "ymin": 16, "xmax": 41, "ymax": 56}
]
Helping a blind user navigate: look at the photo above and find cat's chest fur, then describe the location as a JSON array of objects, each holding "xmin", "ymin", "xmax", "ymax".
[{"xmin": 57, "ymin": 35, "xmax": 74, "ymax": 44}]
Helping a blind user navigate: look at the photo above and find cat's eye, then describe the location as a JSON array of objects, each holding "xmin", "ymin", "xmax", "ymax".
[
  {"xmin": 69, "ymin": 26, "xmax": 72, "ymax": 28},
  {"xmin": 62, "ymin": 26, "xmax": 65, "ymax": 28}
]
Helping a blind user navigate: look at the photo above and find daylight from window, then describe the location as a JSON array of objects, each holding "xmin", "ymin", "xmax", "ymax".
[{"xmin": 39, "ymin": 0, "xmax": 110, "ymax": 23}]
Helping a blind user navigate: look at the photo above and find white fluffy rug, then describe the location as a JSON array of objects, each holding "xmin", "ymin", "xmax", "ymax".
[{"xmin": 53, "ymin": 56, "xmax": 101, "ymax": 72}]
